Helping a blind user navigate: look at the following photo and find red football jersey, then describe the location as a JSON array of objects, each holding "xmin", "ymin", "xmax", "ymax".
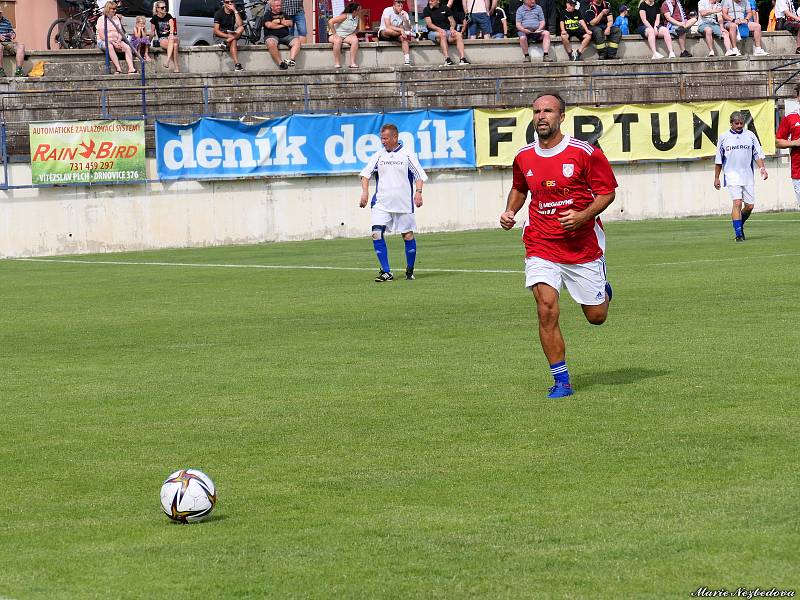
[
  {"xmin": 511, "ymin": 135, "xmax": 618, "ymax": 264},
  {"xmin": 776, "ymin": 111, "xmax": 800, "ymax": 179}
]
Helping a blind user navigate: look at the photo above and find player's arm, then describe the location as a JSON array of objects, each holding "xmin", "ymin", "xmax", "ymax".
[
  {"xmin": 501, "ymin": 188, "xmax": 527, "ymax": 229},
  {"xmin": 408, "ymin": 152, "xmax": 427, "ymax": 205},
  {"xmin": 752, "ymin": 137, "xmax": 768, "ymax": 179},
  {"xmin": 557, "ymin": 192, "xmax": 615, "ymax": 231},
  {"xmin": 714, "ymin": 163, "xmax": 723, "ymax": 189},
  {"xmin": 359, "ymin": 176, "xmax": 371, "ymax": 207}
]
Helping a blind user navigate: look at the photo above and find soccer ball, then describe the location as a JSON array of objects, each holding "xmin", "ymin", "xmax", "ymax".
[{"xmin": 160, "ymin": 469, "xmax": 217, "ymax": 523}]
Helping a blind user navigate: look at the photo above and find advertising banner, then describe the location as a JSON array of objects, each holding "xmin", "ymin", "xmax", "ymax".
[
  {"xmin": 155, "ymin": 110, "xmax": 476, "ymax": 180},
  {"xmin": 474, "ymin": 100, "xmax": 776, "ymax": 166},
  {"xmin": 29, "ymin": 120, "xmax": 146, "ymax": 185}
]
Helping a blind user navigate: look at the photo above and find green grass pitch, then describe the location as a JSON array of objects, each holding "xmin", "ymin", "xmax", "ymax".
[{"xmin": 1, "ymin": 214, "xmax": 798, "ymax": 599}]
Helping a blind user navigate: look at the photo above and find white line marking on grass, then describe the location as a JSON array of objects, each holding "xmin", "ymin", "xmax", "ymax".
[
  {"xmin": 10, "ymin": 258, "xmax": 520, "ymax": 274},
  {"xmin": 11, "ymin": 253, "xmax": 800, "ymax": 273}
]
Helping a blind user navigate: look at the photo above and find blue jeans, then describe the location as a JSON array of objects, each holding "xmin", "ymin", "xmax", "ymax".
[{"xmin": 292, "ymin": 11, "xmax": 307, "ymax": 38}]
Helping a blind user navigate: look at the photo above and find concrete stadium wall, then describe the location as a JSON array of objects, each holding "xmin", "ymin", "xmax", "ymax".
[{"xmin": 1, "ymin": 155, "xmax": 797, "ymax": 258}]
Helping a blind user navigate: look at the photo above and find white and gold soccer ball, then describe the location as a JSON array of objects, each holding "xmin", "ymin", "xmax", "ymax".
[{"xmin": 160, "ymin": 469, "xmax": 217, "ymax": 523}]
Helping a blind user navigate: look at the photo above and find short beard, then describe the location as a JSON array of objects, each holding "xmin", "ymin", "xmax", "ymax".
[{"xmin": 537, "ymin": 124, "xmax": 557, "ymax": 141}]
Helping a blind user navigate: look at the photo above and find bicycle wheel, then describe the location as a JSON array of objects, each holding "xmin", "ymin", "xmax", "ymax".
[
  {"xmin": 59, "ymin": 18, "xmax": 96, "ymax": 49},
  {"xmin": 46, "ymin": 18, "xmax": 67, "ymax": 50}
]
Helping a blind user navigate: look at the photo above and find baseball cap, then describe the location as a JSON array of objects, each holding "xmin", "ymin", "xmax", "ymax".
[{"xmin": 619, "ymin": 4, "xmax": 628, "ymax": 10}]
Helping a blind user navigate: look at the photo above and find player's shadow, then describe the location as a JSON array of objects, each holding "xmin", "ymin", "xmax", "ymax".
[{"xmin": 572, "ymin": 367, "xmax": 669, "ymax": 390}]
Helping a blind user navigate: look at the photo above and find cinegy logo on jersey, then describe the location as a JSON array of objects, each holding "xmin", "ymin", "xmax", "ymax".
[
  {"xmin": 162, "ymin": 126, "xmax": 308, "ymax": 170},
  {"xmin": 325, "ymin": 121, "xmax": 466, "ymax": 165}
]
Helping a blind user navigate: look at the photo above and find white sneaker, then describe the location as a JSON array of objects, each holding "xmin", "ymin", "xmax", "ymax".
[
  {"xmin": 651, "ymin": 52, "xmax": 664, "ymax": 59},
  {"xmin": 753, "ymin": 47, "xmax": 768, "ymax": 55},
  {"xmin": 733, "ymin": 48, "xmax": 742, "ymax": 56},
  {"xmin": 725, "ymin": 48, "xmax": 737, "ymax": 56},
  {"xmin": 668, "ymin": 51, "xmax": 676, "ymax": 58},
  {"xmin": 708, "ymin": 49, "xmax": 715, "ymax": 56}
]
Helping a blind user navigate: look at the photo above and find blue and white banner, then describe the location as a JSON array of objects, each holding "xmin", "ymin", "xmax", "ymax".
[{"xmin": 155, "ymin": 110, "xmax": 475, "ymax": 180}]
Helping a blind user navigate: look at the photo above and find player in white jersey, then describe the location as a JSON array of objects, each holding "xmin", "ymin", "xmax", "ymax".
[
  {"xmin": 714, "ymin": 111, "xmax": 768, "ymax": 242},
  {"xmin": 359, "ymin": 123, "xmax": 427, "ymax": 282}
]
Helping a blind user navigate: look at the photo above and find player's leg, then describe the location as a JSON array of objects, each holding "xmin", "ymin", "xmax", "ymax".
[
  {"xmin": 730, "ymin": 194, "xmax": 744, "ymax": 241},
  {"xmin": 398, "ymin": 213, "xmax": 418, "ymax": 280},
  {"xmin": 740, "ymin": 185, "xmax": 755, "ymax": 238},
  {"xmin": 526, "ymin": 257, "xmax": 572, "ymax": 398},
  {"xmin": 371, "ymin": 208, "xmax": 393, "ymax": 281},
  {"xmin": 793, "ymin": 179, "xmax": 800, "ymax": 206},
  {"xmin": 561, "ymin": 258, "xmax": 610, "ymax": 325}
]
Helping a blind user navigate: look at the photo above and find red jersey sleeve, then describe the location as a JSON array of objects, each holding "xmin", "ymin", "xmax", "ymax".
[
  {"xmin": 511, "ymin": 156, "xmax": 530, "ymax": 195},
  {"xmin": 586, "ymin": 147, "xmax": 618, "ymax": 196},
  {"xmin": 777, "ymin": 115, "xmax": 791, "ymax": 140}
]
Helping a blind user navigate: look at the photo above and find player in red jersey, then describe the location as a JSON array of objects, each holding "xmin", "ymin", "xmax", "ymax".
[
  {"xmin": 500, "ymin": 92, "xmax": 618, "ymax": 399},
  {"xmin": 775, "ymin": 83, "xmax": 800, "ymax": 206}
]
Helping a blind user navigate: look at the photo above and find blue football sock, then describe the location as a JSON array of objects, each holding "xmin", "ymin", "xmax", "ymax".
[
  {"xmin": 550, "ymin": 361, "xmax": 570, "ymax": 385},
  {"xmin": 732, "ymin": 219, "xmax": 743, "ymax": 237},
  {"xmin": 373, "ymin": 238, "xmax": 390, "ymax": 272},
  {"xmin": 404, "ymin": 238, "xmax": 417, "ymax": 270}
]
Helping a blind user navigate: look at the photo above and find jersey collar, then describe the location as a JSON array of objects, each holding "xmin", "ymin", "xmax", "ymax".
[{"xmin": 535, "ymin": 134, "xmax": 571, "ymax": 157}]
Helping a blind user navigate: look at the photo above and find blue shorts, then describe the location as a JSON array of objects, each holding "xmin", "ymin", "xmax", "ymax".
[{"xmin": 467, "ymin": 12, "xmax": 492, "ymax": 37}]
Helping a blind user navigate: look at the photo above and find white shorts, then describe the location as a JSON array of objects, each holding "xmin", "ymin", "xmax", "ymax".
[
  {"xmin": 792, "ymin": 179, "xmax": 800, "ymax": 203},
  {"xmin": 525, "ymin": 255, "xmax": 608, "ymax": 306},
  {"xmin": 725, "ymin": 184, "xmax": 754, "ymax": 204},
  {"xmin": 371, "ymin": 207, "xmax": 416, "ymax": 233}
]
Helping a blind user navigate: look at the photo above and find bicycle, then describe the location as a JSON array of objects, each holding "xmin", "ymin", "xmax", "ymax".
[
  {"xmin": 46, "ymin": 0, "xmax": 99, "ymax": 50},
  {"xmin": 238, "ymin": 0, "xmax": 269, "ymax": 45}
]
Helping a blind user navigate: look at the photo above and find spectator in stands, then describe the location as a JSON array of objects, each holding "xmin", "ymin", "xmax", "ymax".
[
  {"xmin": 775, "ymin": 0, "xmax": 800, "ymax": 52},
  {"xmin": 282, "ymin": 0, "xmax": 308, "ymax": 42},
  {"xmin": 767, "ymin": 0, "xmax": 777, "ymax": 30},
  {"xmin": 97, "ymin": 1, "xmax": 136, "ymax": 75},
  {"xmin": 560, "ymin": 0, "xmax": 592, "ymax": 60},
  {"xmin": 328, "ymin": 2, "xmax": 361, "ymax": 68},
  {"xmin": 722, "ymin": 0, "xmax": 768, "ymax": 54},
  {"xmin": 465, "ymin": 0, "xmax": 494, "ymax": 39},
  {"xmin": 151, "ymin": 1, "xmax": 181, "ymax": 72},
  {"xmin": 264, "ymin": 0, "xmax": 303, "ymax": 69},
  {"xmin": 0, "ymin": 7, "xmax": 25, "ymax": 77},
  {"xmin": 661, "ymin": 0, "xmax": 698, "ymax": 57},
  {"xmin": 447, "ymin": 0, "xmax": 468, "ymax": 33},
  {"xmin": 490, "ymin": 4, "xmax": 508, "ymax": 37},
  {"xmin": 584, "ymin": 0, "xmax": 622, "ymax": 59},
  {"xmin": 638, "ymin": 0, "xmax": 674, "ymax": 58},
  {"xmin": 516, "ymin": 0, "xmax": 552, "ymax": 61},
  {"xmin": 537, "ymin": 0, "xmax": 560, "ymax": 35},
  {"xmin": 424, "ymin": 0, "xmax": 471, "ymax": 64},
  {"xmin": 378, "ymin": 0, "xmax": 416, "ymax": 65},
  {"xmin": 130, "ymin": 16, "xmax": 152, "ymax": 62},
  {"xmin": 748, "ymin": 0, "xmax": 759, "ymax": 23},
  {"xmin": 697, "ymin": 0, "xmax": 734, "ymax": 56},
  {"xmin": 214, "ymin": 0, "xmax": 245, "ymax": 72},
  {"xmin": 613, "ymin": 4, "xmax": 630, "ymax": 33}
]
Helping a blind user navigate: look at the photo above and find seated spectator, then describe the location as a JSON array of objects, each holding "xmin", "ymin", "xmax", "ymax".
[
  {"xmin": 0, "ymin": 7, "xmax": 25, "ymax": 77},
  {"xmin": 214, "ymin": 0, "xmax": 245, "ymax": 72},
  {"xmin": 264, "ymin": 0, "xmax": 303, "ymax": 69},
  {"xmin": 697, "ymin": 0, "xmax": 733, "ymax": 56},
  {"xmin": 378, "ymin": 0, "xmax": 416, "ymax": 65},
  {"xmin": 516, "ymin": 0, "xmax": 552, "ymax": 61},
  {"xmin": 151, "ymin": 1, "xmax": 181, "ymax": 72},
  {"xmin": 775, "ymin": 0, "xmax": 800, "ymax": 52},
  {"xmin": 97, "ymin": 1, "xmax": 136, "ymax": 74},
  {"xmin": 490, "ymin": 4, "xmax": 508, "ymax": 37},
  {"xmin": 661, "ymin": 0, "xmax": 698, "ymax": 57},
  {"xmin": 584, "ymin": 0, "xmax": 622, "ymax": 59},
  {"xmin": 560, "ymin": 0, "xmax": 592, "ymax": 60},
  {"xmin": 722, "ymin": 0, "xmax": 768, "ymax": 55},
  {"xmin": 328, "ymin": 2, "xmax": 361, "ymax": 68},
  {"xmin": 424, "ymin": 0, "xmax": 470, "ymax": 64},
  {"xmin": 129, "ymin": 16, "xmax": 152, "ymax": 62},
  {"xmin": 638, "ymin": 0, "xmax": 674, "ymax": 58},
  {"xmin": 613, "ymin": 4, "xmax": 630, "ymax": 33},
  {"xmin": 466, "ymin": 0, "xmax": 493, "ymax": 39}
]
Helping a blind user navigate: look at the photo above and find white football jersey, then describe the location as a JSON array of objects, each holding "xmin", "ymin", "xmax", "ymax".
[
  {"xmin": 360, "ymin": 142, "xmax": 427, "ymax": 214},
  {"xmin": 715, "ymin": 129, "xmax": 765, "ymax": 187}
]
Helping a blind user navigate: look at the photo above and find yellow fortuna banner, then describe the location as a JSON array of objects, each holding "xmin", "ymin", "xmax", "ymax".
[{"xmin": 475, "ymin": 100, "xmax": 776, "ymax": 166}]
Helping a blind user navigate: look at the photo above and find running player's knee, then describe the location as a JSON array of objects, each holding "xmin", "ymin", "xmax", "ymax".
[
  {"xmin": 371, "ymin": 225, "xmax": 386, "ymax": 240},
  {"xmin": 587, "ymin": 313, "xmax": 607, "ymax": 325},
  {"xmin": 402, "ymin": 231, "xmax": 414, "ymax": 241}
]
